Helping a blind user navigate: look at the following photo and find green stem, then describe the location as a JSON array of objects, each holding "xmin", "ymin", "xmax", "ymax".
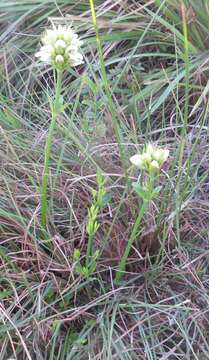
[
  {"xmin": 175, "ymin": 6, "xmax": 190, "ymax": 246},
  {"xmin": 115, "ymin": 200, "xmax": 148, "ymax": 283},
  {"xmin": 182, "ymin": 3, "xmax": 190, "ymax": 129},
  {"xmin": 89, "ymin": 0, "xmax": 129, "ymax": 177},
  {"xmin": 41, "ymin": 69, "xmax": 63, "ymax": 228},
  {"xmin": 86, "ymin": 234, "xmax": 94, "ymax": 269}
]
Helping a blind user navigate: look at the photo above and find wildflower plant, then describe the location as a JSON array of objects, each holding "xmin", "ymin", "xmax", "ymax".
[
  {"xmin": 35, "ymin": 24, "xmax": 83, "ymax": 228},
  {"xmin": 115, "ymin": 144, "xmax": 169, "ymax": 283},
  {"xmin": 73, "ymin": 171, "xmax": 108, "ymax": 278},
  {"xmin": 86, "ymin": 171, "xmax": 107, "ymax": 270}
]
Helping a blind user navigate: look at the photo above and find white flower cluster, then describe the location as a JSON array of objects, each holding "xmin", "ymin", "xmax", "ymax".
[
  {"xmin": 130, "ymin": 144, "xmax": 169, "ymax": 173},
  {"xmin": 35, "ymin": 25, "xmax": 83, "ymax": 69}
]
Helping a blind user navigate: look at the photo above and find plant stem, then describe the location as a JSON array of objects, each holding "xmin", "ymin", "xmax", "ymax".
[
  {"xmin": 86, "ymin": 234, "xmax": 94, "ymax": 268},
  {"xmin": 88, "ymin": 0, "xmax": 129, "ymax": 174},
  {"xmin": 115, "ymin": 200, "xmax": 148, "ymax": 284},
  {"xmin": 175, "ymin": 5, "xmax": 190, "ymax": 246},
  {"xmin": 182, "ymin": 3, "xmax": 190, "ymax": 129},
  {"xmin": 41, "ymin": 69, "xmax": 63, "ymax": 228}
]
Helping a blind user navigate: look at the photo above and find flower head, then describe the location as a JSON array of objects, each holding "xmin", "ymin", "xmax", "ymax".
[
  {"xmin": 130, "ymin": 143, "xmax": 169, "ymax": 174},
  {"xmin": 35, "ymin": 25, "xmax": 83, "ymax": 70}
]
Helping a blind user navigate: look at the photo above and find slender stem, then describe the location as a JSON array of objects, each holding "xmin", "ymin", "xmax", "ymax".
[
  {"xmin": 86, "ymin": 234, "xmax": 93, "ymax": 268},
  {"xmin": 89, "ymin": 0, "xmax": 129, "ymax": 178},
  {"xmin": 115, "ymin": 200, "xmax": 148, "ymax": 283},
  {"xmin": 41, "ymin": 69, "xmax": 63, "ymax": 228},
  {"xmin": 182, "ymin": 3, "xmax": 189, "ymax": 129},
  {"xmin": 175, "ymin": 5, "xmax": 190, "ymax": 246}
]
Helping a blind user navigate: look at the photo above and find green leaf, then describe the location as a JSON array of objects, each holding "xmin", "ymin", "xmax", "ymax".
[
  {"xmin": 99, "ymin": 193, "xmax": 111, "ymax": 207},
  {"xmin": 150, "ymin": 186, "xmax": 162, "ymax": 200},
  {"xmin": 132, "ymin": 182, "xmax": 148, "ymax": 200}
]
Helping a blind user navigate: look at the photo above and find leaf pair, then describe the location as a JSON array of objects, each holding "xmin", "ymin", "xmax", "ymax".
[{"xmin": 132, "ymin": 182, "xmax": 162, "ymax": 201}]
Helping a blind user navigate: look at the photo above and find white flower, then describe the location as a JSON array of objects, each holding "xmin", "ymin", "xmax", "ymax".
[
  {"xmin": 35, "ymin": 45, "xmax": 54, "ymax": 63},
  {"xmin": 130, "ymin": 144, "xmax": 169, "ymax": 173},
  {"xmin": 130, "ymin": 154, "xmax": 143, "ymax": 168},
  {"xmin": 153, "ymin": 148, "xmax": 169, "ymax": 165},
  {"xmin": 35, "ymin": 25, "xmax": 84, "ymax": 69}
]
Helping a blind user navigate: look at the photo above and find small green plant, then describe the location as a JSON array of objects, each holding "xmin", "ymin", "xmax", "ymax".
[
  {"xmin": 86, "ymin": 170, "xmax": 107, "ymax": 267},
  {"xmin": 115, "ymin": 144, "xmax": 169, "ymax": 283},
  {"xmin": 73, "ymin": 171, "xmax": 108, "ymax": 278},
  {"xmin": 35, "ymin": 24, "xmax": 83, "ymax": 228},
  {"xmin": 73, "ymin": 248, "xmax": 100, "ymax": 279}
]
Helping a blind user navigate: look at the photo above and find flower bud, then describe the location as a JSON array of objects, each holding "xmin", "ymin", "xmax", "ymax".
[
  {"xmin": 153, "ymin": 148, "xmax": 169, "ymax": 165},
  {"xmin": 161, "ymin": 149, "xmax": 169, "ymax": 163},
  {"xmin": 42, "ymin": 30, "xmax": 57, "ymax": 45},
  {"xmin": 63, "ymin": 29, "xmax": 73, "ymax": 43},
  {"xmin": 55, "ymin": 39, "xmax": 66, "ymax": 54},
  {"xmin": 146, "ymin": 143, "xmax": 154, "ymax": 156},
  {"xmin": 55, "ymin": 54, "xmax": 64, "ymax": 64},
  {"xmin": 56, "ymin": 25, "xmax": 65, "ymax": 39},
  {"xmin": 149, "ymin": 160, "xmax": 160, "ymax": 172},
  {"xmin": 141, "ymin": 153, "xmax": 152, "ymax": 164}
]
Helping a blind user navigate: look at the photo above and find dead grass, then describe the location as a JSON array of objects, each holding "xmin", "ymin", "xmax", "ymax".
[{"xmin": 1, "ymin": 0, "xmax": 209, "ymax": 359}]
